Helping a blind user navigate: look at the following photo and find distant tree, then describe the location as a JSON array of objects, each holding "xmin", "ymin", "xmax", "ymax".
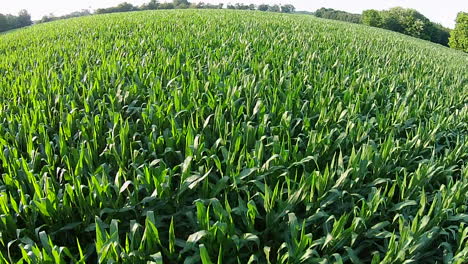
[
  {"xmin": 17, "ymin": 9, "xmax": 32, "ymax": 27},
  {"xmin": 190, "ymin": 2, "xmax": 204, "ymax": 9},
  {"xmin": 173, "ymin": 0, "xmax": 190, "ymax": 7},
  {"xmin": 234, "ymin": 3, "xmax": 250, "ymax": 10},
  {"xmin": 38, "ymin": 10, "xmax": 92, "ymax": 24},
  {"xmin": 0, "ymin": 10, "xmax": 33, "ymax": 32},
  {"xmin": 427, "ymin": 23, "xmax": 450, "ymax": 46},
  {"xmin": 39, "ymin": 13, "xmax": 56, "ymax": 23},
  {"xmin": 378, "ymin": 9, "xmax": 404, "ymax": 32},
  {"xmin": 384, "ymin": 8, "xmax": 430, "ymax": 38},
  {"xmin": 4, "ymin": 14, "xmax": 17, "ymax": 30},
  {"xmin": 258, "ymin": 4, "xmax": 269, "ymax": 11},
  {"xmin": 66, "ymin": 9, "xmax": 92, "ymax": 18},
  {"xmin": 0, "ymin": 14, "xmax": 7, "ymax": 32},
  {"xmin": 295, "ymin": 11, "xmax": 314, "ymax": 15},
  {"xmin": 159, "ymin": 2, "xmax": 175, "ymax": 9},
  {"xmin": 449, "ymin": 12, "xmax": 468, "ymax": 52},
  {"xmin": 226, "ymin": 3, "xmax": 258, "ymax": 10},
  {"xmin": 281, "ymin": 4, "xmax": 295, "ymax": 13},
  {"xmin": 176, "ymin": 3, "xmax": 190, "ymax": 9},
  {"xmin": 96, "ymin": 2, "xmax": 136, "ymax": 14},
  {"xmin": 117, "ymin": 2, "xmax": 136, "ymax": 12},
  {"xmin": 141, "ymin": 0, "xmax": 160, "ymax": 10},
  {"xmin": 362, "ymin": 7, "xmax": 450, "ymax": 46},
  {"xmin": 362, "ymin": 9, "xmax": 382, "ymax": 27},
  {"xmin": 314, "ymin": 8, "xmax": 361, "ymax": 24},
  {"xmin": 268, "ymin": 5, "xmax": 280, "ymax": 13}
]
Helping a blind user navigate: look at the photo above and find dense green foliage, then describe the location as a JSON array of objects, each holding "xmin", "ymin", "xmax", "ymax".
[
  {"xmin": 362, "ymin": 7, "xmax": 451, "ymax": 46},
  {"xmin": 0, "ymin": 9, "xmax": 467, "ymax": 264},
  {"xmin": 39, "ymin": 10, "xmax": 92, "ymax": 24},
  {"xmin": 449, "ymin": 12, "xmax": 468, "ymax": 52},
  {"xmin": 96, "ymin": 2, "xmax": 138, "ymax": 14},
  {"xmin": 226, "ymin": 4, "xmax": 256, "ymax": 10},
  {"xmin": 224, "ymin": 2, "xmax": 294, "ymax": 12},
  {"xmin": 314, "ymin": 8, "xmax": 361, "ymax": 24},
  {"xmin": 0, "ymin": 10, "xmax": 32, "ymax": 33},
  {"xmin": 361, "ymin": 10, "xmax": 382, "ymax": 27}
]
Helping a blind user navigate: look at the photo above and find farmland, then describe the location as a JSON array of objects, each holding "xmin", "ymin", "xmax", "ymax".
[{"xmin": 0, "ymin": 9, "xmax": 467, "ymax": 263}]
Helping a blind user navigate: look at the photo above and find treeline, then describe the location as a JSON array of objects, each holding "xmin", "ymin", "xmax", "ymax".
[
  {"xmin": 39, "ymin": 10, "xmax": 91, "ymax": 23},
  {"xmin": 311, "ymin": 7, "xmax": 452, "ymax": 47},
  {"xmin": 313, "ymin": 8, "xmax": 361, "ymax": 24},
  {"xmin": 226, "ymin": 3, "xmax": 295, "ymax": 13},
  {"xmin": 362, "ymin": 7, "xmax": 450, "ymax": 46},
  {"xmin": 0, "ymin": 10, "xmax": 32, "ymax": 33},
  {"xmin": 448, "ymin": 12, "xmax": 467, "ymax": 52}
]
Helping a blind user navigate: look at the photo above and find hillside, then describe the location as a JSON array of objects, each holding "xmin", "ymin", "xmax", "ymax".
[{"xmin": 0, "ymin": 9, "xmax": 467, "ymax": 263}]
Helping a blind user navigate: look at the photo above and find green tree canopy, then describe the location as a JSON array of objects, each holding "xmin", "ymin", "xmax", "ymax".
[
  {"xmin": 362, "ymin": 9, "xmax": 382, "ymax": 27},
  {"xmin": 0, "ymin": 10, "xmax": 32, "ymax": 33},
  {"xmin": 17, "ymin": 9, "xmax": 32, "ymax": 27},
  {"xmin": 141, "ymin": 0, "xmax": 160, "ymax": 10},
  {"xmin": 268, "ymin": 5, "xmax": 280, "ymax": 13},
  {"xmin": 281, "ymin": 4, "xmax": 296, "ymax": 13},
  {"xmin": 258, "ymin": 4, "xmax": 269, "ymax": 11},
  {"xmin": 314, "ymin": 8, "xmax": 361, "ymax": 24},
  {"xmin": 362, "ymin": 7, "xmax": 450, "ymax": 46},
  {"xmin": 173, "ymin": 0, "xmax": 189, "ymax": 7},
  {"xmin": 0, "ymin": 14, "xmax": 8, "ymax": 32},
  {"xmin": 449, "ymin": 12, "xmax": 468, "ymax": 52},
  {"xmin": 96, "ymin": 2, "xmax": 136, "ymax": 14}
]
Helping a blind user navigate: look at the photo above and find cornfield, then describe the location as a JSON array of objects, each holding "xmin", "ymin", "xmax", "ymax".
[{"xmin": 0, "ymin": 9, "xmax": 467, "ymax": 263}]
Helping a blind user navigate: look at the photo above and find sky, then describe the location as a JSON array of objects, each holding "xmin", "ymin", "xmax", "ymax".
[{"xmin": 1, "ymin": 0, "xmax": 467, "ymax": 28}]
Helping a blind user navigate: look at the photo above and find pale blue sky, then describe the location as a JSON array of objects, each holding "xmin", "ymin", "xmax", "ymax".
[{"xmin": 2, "ymin": 0, "xmax": 467, "ymax": 28}]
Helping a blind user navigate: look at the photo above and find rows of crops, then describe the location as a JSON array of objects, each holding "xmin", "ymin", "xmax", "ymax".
[{"xmin": 0, "ymin": 9, "xmax": 467, "ymax": 263}]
